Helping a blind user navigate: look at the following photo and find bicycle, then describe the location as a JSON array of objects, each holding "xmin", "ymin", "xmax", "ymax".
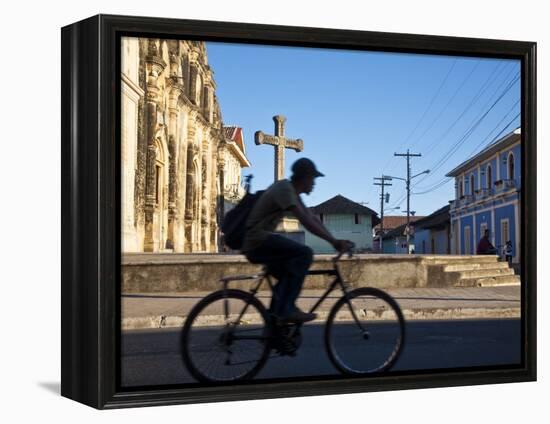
[{"xmin": 180, "ymin": 250, "xmax": 405, "ymax": 383}]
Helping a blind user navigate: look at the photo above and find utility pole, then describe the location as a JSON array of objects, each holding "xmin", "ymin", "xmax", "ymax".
[
  {"xmin": 374, "ymin": 176, "xmax": 392, "ymax": 252},
  {"xmin": 387, "ymin": 149, "xmax": 429, "ymax": 254}
]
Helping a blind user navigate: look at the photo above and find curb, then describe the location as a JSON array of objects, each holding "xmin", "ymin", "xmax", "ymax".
[{"xmin": 121, "ymin": 307, "xmax": 521, "ymax": 330}]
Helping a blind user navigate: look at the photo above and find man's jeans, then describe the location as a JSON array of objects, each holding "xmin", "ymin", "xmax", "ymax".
[{"xmin": 244, "ymin": 234, "xmax": 314, "ymax": 318}]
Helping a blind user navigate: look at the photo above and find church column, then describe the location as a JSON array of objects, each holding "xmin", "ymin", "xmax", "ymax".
[
  {"xmin": 203, "ymin": 83, "xmax": 214, "ymax": 123},
  {"xmin": 165, "ymin": 83, "xmax": 184, "ymax": 250},
  {"xmin": 184, "ymin": 127, "xmax": 198, "ymax": 252},
  {"xmin": 143, "ymin": 39, "xmax": 166, "ymax": 252},
  {"xmin": 200, "ymin": 141, "xmax": 209, "ymax": 251},
  {"xmin": 166, "ymin": 135, "xmax": 177, "ymax": 250},
  {"xmin": 189, "ymin": 62, "xmax": 200, "ymax": 106},
  {"xmin": 209, "ymin": 137, "xmax": 219, "ymax": 252},
  {"xmin": 217, "ymin": 142, "xmax": 226, "ymax": 252},
  {"xmin": 175, "ymin": 109, "xmax": 188, "ymax": 252}
]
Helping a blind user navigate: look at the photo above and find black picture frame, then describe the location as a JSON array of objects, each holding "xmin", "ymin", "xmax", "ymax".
[{"xmin": 61, "ymin": 14, "xmax": 537, "ymax": 409}]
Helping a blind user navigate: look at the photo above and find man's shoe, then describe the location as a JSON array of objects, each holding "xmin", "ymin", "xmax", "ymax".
[{"xmin": 282, "ymin": 308, "xmax": 317, "ymax": 323}]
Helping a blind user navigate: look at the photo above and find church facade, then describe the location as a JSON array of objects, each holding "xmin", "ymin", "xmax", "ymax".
[{"xmin": 121, "ymin": 37, "xmax": 248, "ymax": 253}]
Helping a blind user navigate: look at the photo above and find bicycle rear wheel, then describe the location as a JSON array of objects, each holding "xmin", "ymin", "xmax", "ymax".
[
  {"xmin": 325, "ymin": 287, "xmax": 405, "ymax": 375},
  {"xmin": 181, "ymin": 289, "xmax": 271, "ymax": 383}
]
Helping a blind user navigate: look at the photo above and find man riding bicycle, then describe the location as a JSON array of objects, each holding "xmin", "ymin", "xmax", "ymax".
[{"xmin": 241, "ymin": 158, "xmax": 354, "ymax": 324}]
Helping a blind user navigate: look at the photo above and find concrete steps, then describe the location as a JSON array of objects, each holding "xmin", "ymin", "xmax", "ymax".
[
  {"xmin": 427, "ymin": 256, "xmax": 520, "ymax": 288},
  {"xmin": 458, "ymin": 267, "xmax": 515, "ymax": 279},
  {"xmin": 430, "ymin": 256, "xmax": 498, "ymax": 265},
  {"xmin": 443, "ymin": 262, "xmax": 510, "ymax": 272},
  {"xmin": 457, "ymin": 274, "xmax": 521, "ymax": 287}
]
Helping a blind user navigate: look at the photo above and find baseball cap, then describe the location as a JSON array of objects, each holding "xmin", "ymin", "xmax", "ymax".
[{"xmin": 291, "ymin": 158, "xmax": 325, "ymax": 178}]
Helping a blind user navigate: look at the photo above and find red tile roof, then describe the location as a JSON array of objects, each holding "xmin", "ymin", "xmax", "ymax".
[
  {"xmin": 373, "ymin": 215, "xmax": 425, "ymax": 231},
  {"xmin": 223, "ymin": 126, "xmax": 245, "ymax": 153}
]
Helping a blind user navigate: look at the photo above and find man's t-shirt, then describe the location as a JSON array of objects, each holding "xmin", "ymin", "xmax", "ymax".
[{"xmin": 241, "ymin": 179, "xmax": 299, "ymax": 252}]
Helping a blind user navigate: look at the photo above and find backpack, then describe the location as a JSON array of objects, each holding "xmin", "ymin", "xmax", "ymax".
[{"xmin": 221, "ymin": 175, "xmax": 264, "ymax": 250}]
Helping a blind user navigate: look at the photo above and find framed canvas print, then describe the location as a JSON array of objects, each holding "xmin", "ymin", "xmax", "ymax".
[{"xmin": 61, "ymin": 14, "xmax": 536, "ymax": 409}]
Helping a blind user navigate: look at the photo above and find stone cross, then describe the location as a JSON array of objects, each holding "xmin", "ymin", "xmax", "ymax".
[{"xmin": 254, "ymin": 115, "xmax": 304, "ymax": 181}]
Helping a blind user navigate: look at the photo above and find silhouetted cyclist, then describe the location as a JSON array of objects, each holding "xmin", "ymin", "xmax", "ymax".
[{"xmin": 241, "ymin": 158, "xmax": 353, "ymax": 324}]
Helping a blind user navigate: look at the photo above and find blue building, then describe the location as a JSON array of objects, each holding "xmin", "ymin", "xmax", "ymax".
[
  {"xmin": 381, "ymin": 222, "xmax": 416, "ymax": 254},
  {"xmin": 414, "ymin": 205, "xmax": 451, "ymax": 254},
  {"xmin": 446, "ymin": 128, "xmax": 521, "ymax": 263}
]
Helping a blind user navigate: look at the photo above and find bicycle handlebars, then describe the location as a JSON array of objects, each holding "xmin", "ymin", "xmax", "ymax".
[{"xmin": 332, "ymin": 242, "xmax": 356, "ymax": 262}]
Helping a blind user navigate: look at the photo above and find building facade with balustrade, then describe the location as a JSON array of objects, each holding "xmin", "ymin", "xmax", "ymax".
[{"xmin": 446, "ymin": 128, "xmax": 521, "ymax": 263}]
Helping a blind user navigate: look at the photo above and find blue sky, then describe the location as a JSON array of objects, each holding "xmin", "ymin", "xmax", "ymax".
[{"xmin": 206, "ymin": 41, "xmax": 520, "ymax": 216}]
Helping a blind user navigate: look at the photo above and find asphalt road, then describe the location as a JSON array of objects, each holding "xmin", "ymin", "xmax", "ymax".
[{"xmin": 121, "ymin": 318, "xmax": 521, "ymax": 387}]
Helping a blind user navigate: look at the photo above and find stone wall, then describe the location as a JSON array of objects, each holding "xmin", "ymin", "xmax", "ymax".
[{"xmin": 121, "ymin": 254, "xmax": 499, "ymax": 293}]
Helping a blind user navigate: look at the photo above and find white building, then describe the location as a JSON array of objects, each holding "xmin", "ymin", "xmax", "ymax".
[{"xmin": 221, "ymin": 126, "xmax": 251, "ymax": 212}]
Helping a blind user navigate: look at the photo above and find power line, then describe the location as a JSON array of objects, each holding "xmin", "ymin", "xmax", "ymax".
[
  {"xmin": 421, "ymin": 63, "xmax": 516, "ymax": 156},
  {"xmin": 467, "ymin": 105, "xmax": 520, "ymax": 156},
  {"xmin": 412, "ymin": 73, "xmax": 519, "ymax": 187},
  {"xmin": 386, "ymin": 64, "xmax": 519, "ymax": 209},
  {"xmin": 412, "ymin": 100, "xmax": 521, "ymax": 195},
  {"xmin": 381, "ymin": 59, "xmax": 458, "ymax": 174},
  {"xmin": 410, "ymin": 111, "xmax": 520, "ymax": 197},
  {"xmin": 410, "ymin": 60, "xmax": 498, "ymax": 152},
  {"xmin": 387, "ymin": 61, "xmax": 502, "ymax": 205},
  {"xmin": 412, "ymin": 178, "xmax": 452, "ymax": 195}
]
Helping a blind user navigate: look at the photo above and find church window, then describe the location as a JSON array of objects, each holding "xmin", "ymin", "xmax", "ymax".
[
  {"xmin": 153, "ymin": 140, "xmax": 165, "ymax": 206},
  {"xmin": 155, "ymin": 165, "xmax": 161, "ymax": 204},
  {"xmin": 508, "ymin": 153, "xmax": 515, "ymax": 180}
]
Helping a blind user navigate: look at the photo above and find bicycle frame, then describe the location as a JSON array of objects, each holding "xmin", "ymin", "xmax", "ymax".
[
  {"xmin": 218, "ymin": 254, "xmax": 367, "ymax": 334},
  {"xmin": 182, "ymin": 251, "xmax": 405, "ymax": 381}
]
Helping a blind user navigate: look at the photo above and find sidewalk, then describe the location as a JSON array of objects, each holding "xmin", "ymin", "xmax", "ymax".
[{"xmin": 121, "ymin": 285, "xmax": 521, "ymax": 330}]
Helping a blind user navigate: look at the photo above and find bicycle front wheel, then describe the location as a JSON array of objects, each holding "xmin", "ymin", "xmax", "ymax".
[
  {"xmin": 181, "ymin": 289, "xmax": 271, "ymax": 383},
  {"xmin": 325, "ymin": 287, "xmax": 405, "ymax": 375}
]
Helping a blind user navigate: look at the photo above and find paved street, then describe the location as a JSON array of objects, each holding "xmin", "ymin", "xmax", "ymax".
[
  {"xmin": 121, "ymin": 318, "xmax": 521, "ymax": 387},
  {"xmin": 121, "ymin": 286, "xmax": 520, "ymax": 329}
]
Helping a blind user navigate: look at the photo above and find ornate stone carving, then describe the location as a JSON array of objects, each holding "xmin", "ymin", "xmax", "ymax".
[
  {"xmin": 123, "ymin": 37, "xmax": 249, "ymax": 253},
  {"xmin": 189, "ymin": 64, "xmax": 199, "ymax": 106},
  {"xmin": 168, "ymin": 40, "xmax": 180, "ymax": 77},
  {"xmin": 185, "ymin": 143, "xmax": 199, "ymax": 220},
  {"xmin": 167, "ymin": 135, "xmax": 177, "ymax": 217}
]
